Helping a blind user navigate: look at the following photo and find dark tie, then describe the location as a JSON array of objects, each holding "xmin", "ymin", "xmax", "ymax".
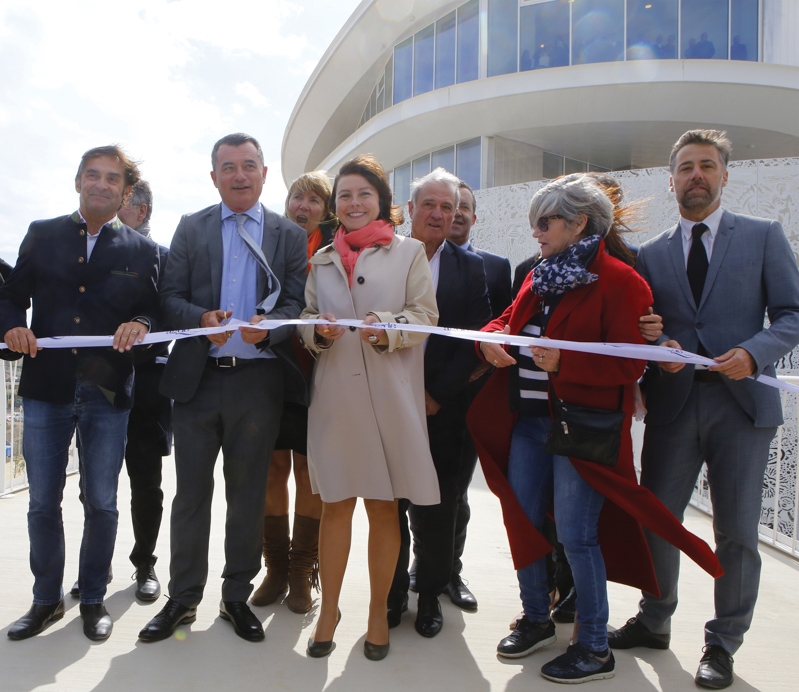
[
  {"xmin": 686, "ymin": 222, "xmax": 709, "ymax": 307},
  {"xmin": 235, "ymin": 213, "xmax": 281, "ymax": 314}
]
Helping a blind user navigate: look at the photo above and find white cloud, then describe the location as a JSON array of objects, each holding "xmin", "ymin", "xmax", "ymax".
[
  {"xmin": 235, "ymin": 82, "xmax": 271, "ymax": 109},
  {"xmin": 0, "ymin": 0, "xmax": 361, "ymax": 260}
]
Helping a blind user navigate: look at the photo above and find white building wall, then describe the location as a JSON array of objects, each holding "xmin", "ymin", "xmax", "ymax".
[{"xmin": 452, "ymin": 157, "xmax": 799, "ymax": 272}]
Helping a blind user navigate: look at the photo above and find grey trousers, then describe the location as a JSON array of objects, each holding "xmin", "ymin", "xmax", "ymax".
[
  {"xmin": 168, "ymin": 360, "xmax": 283, "ymax": 606},
  {"xmin": 637, "ymin": 380, "xmax": 776, "ymax": 654}
]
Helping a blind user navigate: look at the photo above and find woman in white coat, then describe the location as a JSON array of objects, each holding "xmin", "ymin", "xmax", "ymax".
[{"xmin": 299, "ymin": 154, "xmax": 439, "ymax": 661}]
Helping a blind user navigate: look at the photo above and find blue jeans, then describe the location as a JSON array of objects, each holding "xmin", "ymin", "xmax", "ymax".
[
  {"xmin": 508, "ymin": 415, "xmax": 608, "ymax": 652},
  {"xmin": 24, "ymin": 382, "xmax": 129, "ymax": 604}
]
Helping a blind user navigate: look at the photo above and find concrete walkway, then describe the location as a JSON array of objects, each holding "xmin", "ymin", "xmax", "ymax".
[{"xmin": 0, "ymin": 456, "xmax": 796, "ymax": 691}]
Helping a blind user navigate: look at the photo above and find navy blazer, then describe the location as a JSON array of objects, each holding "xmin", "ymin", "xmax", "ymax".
[
  {"xmin": 637, "ymin": 211, "xmax": 799, "ymax": 428},
  {"xmin": 474, "ymin": 248, "xmax": 512, "ymax": 319},
  {"xmin": 159, "ymin": 203, "xmax": 308, "ymax": 404},
  {"xmin": 424, "ymin": 240, "xmax": 491, "ymax": 408},
  {"xmin": 0, "ymin": 213, "xmax": 161, "ymax": 408}
]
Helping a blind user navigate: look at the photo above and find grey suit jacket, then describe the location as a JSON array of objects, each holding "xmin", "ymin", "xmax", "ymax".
[
  {"xmin": 159, "ymin": 202, "xmax": 308, "ymax": 403},
  {"xmin": 636, "ymin": 210, "xmax": 799, "ymax": 428}
]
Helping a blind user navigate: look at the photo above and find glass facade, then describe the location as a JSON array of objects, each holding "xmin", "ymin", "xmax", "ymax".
[
  {"xmin": 393, "ymin": 37, "xmax": 413, "ymax": 104},
  {"xmin": 414, "ymin": 24, "xmax": 435, "ymax": 96},
  {"xmin": 436, "ymin": 11, "xmax": 457, "ymax": 88},
  {"xmin": 731, "ymin": 0, "xmax": 758, "ymax": 61},
  {"xmin": 488, "ymin": 0, "xmax": 519, "ymax": 77},
  {"xmin": 393, "ymin": 139, "xmax": 482, "ymax": 205},
  {"xmin": 627, "ymin": 0, "xmax": 679, "ymax": 60},
  {"xmin": 682, "ymin": 0, "xmax": 728, "ymax": 60},
  {"xmin": 374, "ymin": 0, "xmax": 763, "ymax": 117},
  {"xmin": 520, "ymin": 0, "xmax": 570, "ymax": 71},
  {"xmin": 573, "ymin": 0, "xmax": 625, "ymax": 65}
]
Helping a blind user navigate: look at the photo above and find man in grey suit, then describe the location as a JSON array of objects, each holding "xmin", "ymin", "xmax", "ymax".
[
  {"xmin": 608, "ymin": 130, "xmax": 799, "ymax": 689},
  {"xmin": 138, "ymin": 133, "xmax": 307, "ymax": 643}
]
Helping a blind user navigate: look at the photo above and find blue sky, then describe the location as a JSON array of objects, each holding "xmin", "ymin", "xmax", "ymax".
[{"xmin": 0, "ymin": 0, "xmax": 362, "ymax": 258}]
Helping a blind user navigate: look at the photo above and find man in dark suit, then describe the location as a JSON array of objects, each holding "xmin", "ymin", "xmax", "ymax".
[
  {"xmin": 1, "ymin": 146, "xmax": 161, "ymax": 642},
  {"xmin": 138, "ymin": 133, "xmax": 307, "ymax": 644},
  {"xmin": 609, "ymin": 130, "xmax": 799, "ymax": 689},
  {"xmin": 115, "ymin": 180, "xmax": 171, "ymax": 601},
  {"xmin": 388, "ymin": 169, "xmax": 491, "ymax": 637},
  {"xmin": 441, "ymin": 180, "xmax": 511, "ymax": 610}
]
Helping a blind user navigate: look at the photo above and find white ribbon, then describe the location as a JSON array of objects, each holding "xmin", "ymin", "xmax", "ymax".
[{"xmin": 2, "ymin": 318, "xmax": 796, "ymax": 395}]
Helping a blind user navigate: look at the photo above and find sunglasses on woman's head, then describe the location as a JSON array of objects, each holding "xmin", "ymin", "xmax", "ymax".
[{"xmin": 536, "ymin": 214, "xmax": 564, "ymax": 232}]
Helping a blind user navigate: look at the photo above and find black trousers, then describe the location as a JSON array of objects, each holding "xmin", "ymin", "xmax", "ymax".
[
  {"xmin": 394, "ymin": 400, "xmax": 468, "ymax": 598},
  {"xmin": 125, "ymin": 361, "xmax": 171, "ymax": 567},
  {"xmin": 168, "ymin": 359, "xmax": 283, "ymax": 606}
]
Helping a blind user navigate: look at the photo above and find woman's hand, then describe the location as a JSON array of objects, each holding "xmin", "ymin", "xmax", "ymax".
[
  {"xmin": 639, "ymin": 308, "xmax": 663, "ymax": 341},
  {"xmin": 315, "ymin": 313, "xmax": 345, "ymax": 341},
  {"xmin": 479, "ymin": 326, "xmax": 516, "ymax": 368},
  {"xmin": 360, "ymin": 313, "xmax": 386, "ymax": 345},
  {"xmin": 530, "ymin": 338, "xmax": 560, "ymax": 372}
]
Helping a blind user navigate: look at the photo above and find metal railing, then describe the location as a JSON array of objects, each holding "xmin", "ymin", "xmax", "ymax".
[
  {"xmin": 2, "ymin": 360, "xmax": 798, "ymax": 561},
  {"xmin": 1, "ymin": 360, "xmax": 78, "ymax": 496}
]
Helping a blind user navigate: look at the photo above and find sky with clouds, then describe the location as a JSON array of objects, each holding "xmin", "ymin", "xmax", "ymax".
[{"xmin": 0, "ymin": 0, "xmax": 362, "ymax": 259}]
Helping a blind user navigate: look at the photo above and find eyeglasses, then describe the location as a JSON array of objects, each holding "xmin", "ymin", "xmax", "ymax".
[{"xmin": 536, "ymin": 214, "xmax": 564, "ymax": 232}]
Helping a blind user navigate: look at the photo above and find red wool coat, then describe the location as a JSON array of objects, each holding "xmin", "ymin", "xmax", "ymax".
[{"xmin": 467, "ymin": 243, "xmax": 722, "ymax": 596}]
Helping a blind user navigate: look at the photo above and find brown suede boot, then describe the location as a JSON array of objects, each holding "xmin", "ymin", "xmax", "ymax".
[
  {"xmin": 286, "ymin": 514, "xmax": 320, "ymax": 614},
  {"xmin": 251, "ymin": 515, "xmax": 290, "ymax": 606}
]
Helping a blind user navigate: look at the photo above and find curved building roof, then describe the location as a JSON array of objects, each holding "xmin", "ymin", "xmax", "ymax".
[{"xmin": 282, "ymin": 0, "xmax": 799, "ymax": 185}]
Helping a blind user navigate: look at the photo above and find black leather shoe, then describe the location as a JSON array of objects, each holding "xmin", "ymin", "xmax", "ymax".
[
  {"xmin": 80, "ymin": 603, "xmax": 113, "ymax": 641},
  {"xmin": 551, "ymin": 586, "xmax": 577, "ymax": 623},
  {"xmin": 134, "ymin": 562, "xmax": 161, "ymax": 602},
  {"xmin": 307, "ymin": 609, "xmax": 341, "ymax": 658},
  {"xmin": 415, "ymin": 593, "xmax": 443, "ymax": 638},
  {"xmin": 7, "ymin": 601, "xmax": 65, "ymax": 640},
  {"xmin": 695, "ymin": 645, "xmax": 734, "ymax": 689},
  {"xmin": 70, "ymin": 568, "xmax": 114, "ymax": 598},
  {"xmin": 387, "ymin": 591, "xmax": 408, "ymax": 629},
  {"xmin": 446, "ymin": 575, "xmax": 477, "ymax": 611},
  {"xmin": 219, "ymin": 600, "xmax": 264, "ymax": 642},
  {"xmin": 138, "ymin": 598, "xmax": 197, "ymax": 642},
  {"xmin": 364, "ymin": 640, "xmax": 390, "ymax": 661},
  {"xmin": 608, "ymin": 616, "xmax": 670, "ymax": 650}
]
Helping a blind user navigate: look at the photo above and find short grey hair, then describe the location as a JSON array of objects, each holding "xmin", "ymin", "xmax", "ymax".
[
  {"xmin": 410, "ymin": 167, "xmax": 460, "ymax": 207},
  {"xmin": 127, "ymin": 180, "xmax": 153, "ymax": 225},
  {"xmin": 528, "ymin": 174, "xmax": 614, "ymax": 238}
]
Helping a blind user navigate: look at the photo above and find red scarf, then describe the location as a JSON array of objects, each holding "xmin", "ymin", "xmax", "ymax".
[{"xmin": 333, "ymin": 219, "xmax": 395, "ymax": 286}]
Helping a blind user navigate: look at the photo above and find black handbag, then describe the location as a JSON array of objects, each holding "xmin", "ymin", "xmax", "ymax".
[{"xmin": 544, "ymin": 393, "xmax": 625, "ymax": 466}]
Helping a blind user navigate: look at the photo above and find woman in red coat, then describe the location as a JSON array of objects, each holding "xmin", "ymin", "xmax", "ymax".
[{"xmin": 473, "ymin": 175, "xmax": 720, "ymax": 684}]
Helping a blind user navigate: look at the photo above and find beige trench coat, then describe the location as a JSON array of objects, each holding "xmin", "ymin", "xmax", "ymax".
[{"xmin": 298, "ymin": 234, "xmax": 441, "ymax": 504}]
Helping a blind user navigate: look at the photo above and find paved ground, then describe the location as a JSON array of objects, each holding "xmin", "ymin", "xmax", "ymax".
[{"xmin": 0, "ymin": 455, "xmax": 797, "ymax": 691}]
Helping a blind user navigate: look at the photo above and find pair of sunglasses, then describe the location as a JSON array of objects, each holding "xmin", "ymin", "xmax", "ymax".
[{"xmin": 536, "ymin": 214, "xmax": 564, "ymax": 232}]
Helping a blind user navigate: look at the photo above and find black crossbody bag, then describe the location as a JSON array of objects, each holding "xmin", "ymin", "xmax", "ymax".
[{"xmin": 544, "ymin": 389, "xmax": 625, "ymax": 466}]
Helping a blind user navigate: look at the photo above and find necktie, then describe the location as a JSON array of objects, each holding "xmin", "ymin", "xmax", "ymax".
[
  {"xmin": 686, "ymin": 222, "xmax": 709, "ymax": 307},
  {"xmin": 235, "ymin": 213, "xmax": 281, "ymax": 314}
]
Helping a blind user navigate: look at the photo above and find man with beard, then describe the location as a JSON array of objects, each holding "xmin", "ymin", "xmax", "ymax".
[{"xmin": 608, "ymin": 130, "xmax": 799, "ymax": 689}]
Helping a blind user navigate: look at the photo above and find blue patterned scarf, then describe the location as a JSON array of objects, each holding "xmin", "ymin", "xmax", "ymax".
[{"xmin": 531, "ymin": 235, "xmax": 601, "ymax": 297}]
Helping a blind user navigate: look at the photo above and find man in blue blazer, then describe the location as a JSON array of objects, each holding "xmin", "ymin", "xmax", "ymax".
[
  {"xmin": 1, "ymin": 146, "xmax": 161, "ymax": 642},
  {"xmin": 138, "ymin": 133, "xmax": 307, "ymax": 644},
  {"xmin": 609, "ymin": 130, "xmax": 799, "ymax": 689},
  {"xmin": 389, "ymin": 169, "xmax": 491, "ymax": 637}
]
